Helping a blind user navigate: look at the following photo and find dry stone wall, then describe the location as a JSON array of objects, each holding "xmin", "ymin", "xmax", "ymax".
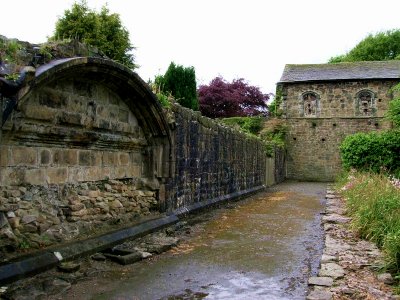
[{"xmin": 165, "ymin": 104, "xmax": 269, "ymax": 212}]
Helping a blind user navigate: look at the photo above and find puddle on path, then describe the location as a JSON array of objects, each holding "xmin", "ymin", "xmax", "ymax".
[{"xmin": 62, "ymin": 182, "xmax": 327, "ymax": 300}]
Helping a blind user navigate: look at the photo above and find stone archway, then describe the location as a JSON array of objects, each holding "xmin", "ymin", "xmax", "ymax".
[
  {"xmin": 2, "ymin": 57, "xmax": 172, "ymax": 186},
  {"xmin": 0, "ymin": 58, "xmax": 172, "ymax": 249}
]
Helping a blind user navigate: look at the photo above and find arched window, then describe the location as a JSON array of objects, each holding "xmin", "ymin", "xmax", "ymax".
[
  {"xmin": 356, "ymin": 90, "xmax": 375, "ymax": 116},
  {"xmin": 301, "ymin": 91, "xmax": 319, "ymax": 117}
]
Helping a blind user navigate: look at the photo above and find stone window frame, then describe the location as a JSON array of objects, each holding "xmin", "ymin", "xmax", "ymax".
[
  {"xmin": 299, "ymin": 91, "xmax": 320, "ymax": 117},
  {"xmin": 355, "ymin": 89, "xmax": 376, "ymax": 116}
]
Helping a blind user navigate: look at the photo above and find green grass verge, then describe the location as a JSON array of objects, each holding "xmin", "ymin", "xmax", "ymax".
[{"xmin": 337, "ymin": 171, "xmax": 400, "ymax": 292}]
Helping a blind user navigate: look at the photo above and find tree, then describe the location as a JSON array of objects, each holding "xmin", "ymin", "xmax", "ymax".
[
  {"xmin": 157, "ymin": 62, "xmax": 199, "ymax": 110},
  {"xmin": 53, "ymin": 1, "xmax": 135, "ymax": 68},
  {"xmin": 329, "ymin": 30, "xmax": 400, "ymax": 63},
  {"xmin": 198, "ymin": 77, "xmax": 269, "ymax": 118}
]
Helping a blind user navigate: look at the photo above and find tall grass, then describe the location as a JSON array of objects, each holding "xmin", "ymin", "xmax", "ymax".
[{"xmin": 337, "ymin": 172, "xmax": 400, "ymax": 283}]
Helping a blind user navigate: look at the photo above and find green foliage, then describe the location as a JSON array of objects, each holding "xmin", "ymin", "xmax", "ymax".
[
  {"xmin": 157, "ymin": 62, "xmax": 199, "ymax": 110},
  {"xmin": 260, "ymin": 118, "xmax": 287, "ymax": 157},
  {"xmin": 53, "ymin": 0, "xmax": 135, "ymax": 68},
  {"xmin": 221, "ymin": 116, "xmax": 264, "ymax": 135},
  {"xmin": 387, "ymin": 84, "xmax": 400, "ymax": 128},
  {"xmin": 149, "ymin": 75, "xmax": 173, "ymax": 108},
  {"xmin": 0, "ymin": 38, "xmax": 23, "ymax": 64},
  {"xmin": 269, "ymin": 85, "xmax": 284, "ymax": 117},
  {"xmin": 337, "ymin": 172, "xmax": 400, "ymax": 278},
  {"xmin": 221, "ymin": 117, "xmax": 286, "ymax": 157},
  {"xmin": 329, "ymin": 29, "xmax": 400, "ymax": 63},
  {"xmin": 340, "ymin": 130, "xmax": 400, "ymax": 176}
]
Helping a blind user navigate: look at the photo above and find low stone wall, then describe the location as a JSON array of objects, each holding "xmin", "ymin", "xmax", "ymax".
[
  {"xmin": 0, "ymin": 179, "xmax": 158, "ymax": 256},
  {"xmin": 165, "ymin": 104, "xmax": 274, "ymax": 212}
]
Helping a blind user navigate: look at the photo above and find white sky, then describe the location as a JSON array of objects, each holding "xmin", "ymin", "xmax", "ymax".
[{"xmin": 2, "ymin": 0, "xmax": 400, "ymax": 95}]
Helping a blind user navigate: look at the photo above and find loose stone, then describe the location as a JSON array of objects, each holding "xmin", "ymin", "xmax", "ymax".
[
  {"xmin": 306, "ymin": 290, "xmax": 332, "ymax": 300},
  {"xmin": 308, "ymin": 276, "xmax": 334, "ymax": 287},
  {"xmin": 319, "ymin": 262, "xmax": 345, "ymax": 279}
]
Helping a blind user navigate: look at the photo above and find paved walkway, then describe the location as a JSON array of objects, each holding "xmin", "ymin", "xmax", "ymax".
[{"xmin": 58, "ymin": 182, "xmax": 327, "ymax": 300}]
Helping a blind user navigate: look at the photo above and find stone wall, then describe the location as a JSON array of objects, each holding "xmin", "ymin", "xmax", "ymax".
[
  {"xmin": 164, "ymin": 104, "xmax": 271, "ymax": 212},
  {"xmin": 0, "ymin": 58, "xmax": 283, "ymax": 259},
  {"xmin": 281, "ymin": 80, "xmax": 397, "ymax": 181},
  {"xmin": 0, "ymin": 179, "xmax": 157, "ymax": 253},
  {"xmin": 0, "ymin": 58, "xmax": 171, "ymax": 259}
]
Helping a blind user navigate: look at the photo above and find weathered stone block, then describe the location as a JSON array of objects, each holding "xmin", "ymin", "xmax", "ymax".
[
  {"xmin": 40, "ymin": 149, "xmax": 51, "ymax": 165},
  {"xmin": 92, "ymin": 151, "xmax": 102, "ymax": 166},
  {"xmin": 131, "ymin": 152, "xmax": 142, "ymax": 165},
  {"xmin": 39, "ymin": 88, "xmax": 68, "ymax": 108},
  {"xmin": 0, "ymin": 147, "xmax": 9, "ymax": 167},
  {"xmin": 12, "ymin": 147, "xmax": 37, "ymax": 166},
  {"xmin": 47, "ymin": 168, "xmax": 68, "ymax": 184},
  {"xmin": 24, "ymin": 169, "xmax": 46, "ymax": 185},
  {"xmin": 118, "ymin": 153, "xmax": 130, "ymax": 166},
  {"xmin": 70, "ymin": 209, "xmax": 88, "ymax": 217},
  {"xmin": 85, "ymin": 167, "xmax": 105, "ymax": 182},
  {"xmin": 103, "ymin": 151, "xmax": 118, "ymax": 166},
  {"xmin": 114, "ymin": 167, "xmax": 127, "ymax": 179},
  {"xmin": 69, "ymin": 203, "xmax": 85, "ymax": 211},
  {"xmin": 58, "ymin": 111, "xmax": 82, "ymax": 125},
  {"xmin": 24, "ymin": 104, "xmax": 57, "ymax": 121},
  {"xmin": 78, "ymin": 151, "xmax": 91, "ymax": 166},
  {"xmin": 68, "ymin": 168, "xmax": 84, "ymax": 182},
  {"xmin": 88, "ymin": 190, "xmax": 100, "ymax": 198}
]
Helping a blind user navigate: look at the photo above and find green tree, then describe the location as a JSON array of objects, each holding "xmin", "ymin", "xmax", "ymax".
[
  {"xmin": 53, "ymin": 1, "xmax": 135, "ymax": 68},
  {"xmin": 329, "ymin": 29, "xmax": 400, "ymax": 63},
  {"xmin": 157, "ymin": 62, "xmax": 199, "ymax": 110}
]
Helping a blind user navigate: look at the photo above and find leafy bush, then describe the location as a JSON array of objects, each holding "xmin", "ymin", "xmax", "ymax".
[
  {"xmin": 149, "ymin": 76, "xmax": 173, "ymax": 108},
  {"xmin": 0, "ymin": 38, "xmax": 23, "ymax": 65},
  {"xmin": 268, "ymin": 85, "xmax": 284, "ymax": 117},
  {"xmin": 338, "ymin": 172, "xmax": 400, "ymax": 277},
  {"xmin": 221, "ymin": 116, "xmax": 264, "ymax": 135},
  {"xmin": 260, "ymin": 118, "xmax": 287, "ymax": 157},
  {"xmin": 340, "ymin": 130, "xmax": 400, "ymax": 176}
]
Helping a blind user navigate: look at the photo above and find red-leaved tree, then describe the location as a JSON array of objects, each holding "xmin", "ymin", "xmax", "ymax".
[{"xmin": 198, "ymin": 77, "xmax": 269, "ymax": 118}]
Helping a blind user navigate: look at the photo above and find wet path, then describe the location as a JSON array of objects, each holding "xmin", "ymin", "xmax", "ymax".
[{"xmin": 62, "ymin": 182, "xmax": 327, "ymax": 300}]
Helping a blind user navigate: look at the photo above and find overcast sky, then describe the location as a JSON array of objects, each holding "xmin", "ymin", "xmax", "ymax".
[{"xmin": 2, "ymin": 0, "xmax": 400, "ymax": 95}]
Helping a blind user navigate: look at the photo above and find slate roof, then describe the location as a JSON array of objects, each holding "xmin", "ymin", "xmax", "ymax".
[{"xmin": 279, "ymin": 61, "xmax": 400, "ymax": 83}]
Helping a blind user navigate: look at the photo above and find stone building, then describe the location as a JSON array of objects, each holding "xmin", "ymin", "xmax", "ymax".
[{"xmin": 278, "ymin": 61, "xmax": 400, "ymax": 181}]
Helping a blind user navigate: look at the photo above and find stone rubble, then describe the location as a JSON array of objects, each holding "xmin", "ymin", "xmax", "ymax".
[
  {"xmin": 306, "ymin": 185, "xmax": 398, "ymax": 300},
  {"xmin": 0, "ymin": 178, "xmax": 159, "ymax": 261}
]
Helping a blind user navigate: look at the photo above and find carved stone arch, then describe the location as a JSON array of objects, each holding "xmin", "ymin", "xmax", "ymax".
[
  {"xmin": 355, "ymin": 89, "xmax": 376, "ymax": 116},
  {"xmin": 3, "ymin": 58, "xmax": 172, "ymax": 187},
  {"xmin": 299, "ymin": 91, "xmax": 320, "ymax": 117}
]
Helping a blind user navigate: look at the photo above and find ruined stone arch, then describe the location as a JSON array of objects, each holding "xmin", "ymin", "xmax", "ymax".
[
  {"xmin": 2, "ymin": 57, "xmax": 172, "ymax": 187},
  {"xmin": 299, "ymin": 91, "xmax": 320, "ymax": 117},
  {"xmin": 355, "ymin": 89, "xmax": 376, "ymax": 116}
]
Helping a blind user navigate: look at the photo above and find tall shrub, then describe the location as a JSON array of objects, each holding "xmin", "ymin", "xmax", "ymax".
[{"xmin": 157, "ymin": 62, "xmax": 198, "ymax": 110}]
